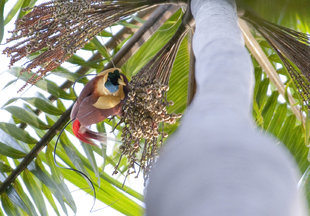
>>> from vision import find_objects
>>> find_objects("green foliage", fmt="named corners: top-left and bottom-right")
top-left (1, 0), bottom-right (310, 215)
top-left (0, 122), bottom-right (37, 144)
top-left (0, 0), bottom-right (4, 43)
top-left (252, 62), bottom-right (308, 173)
top-left (123, 9), bottom-right (183, 76)
top-left (5, 106), bottom-right (50, 129)
top-left (0, 142), bottom-right (26, 158)
top-left (237, 0), bottom-right (310, 30)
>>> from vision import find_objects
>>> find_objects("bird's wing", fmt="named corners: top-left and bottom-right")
top-left (71, 77), bottom-right (97, 120)
top-left (76, 95), bottom-right (122, 126)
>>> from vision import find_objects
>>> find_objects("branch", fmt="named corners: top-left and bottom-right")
top-left (238, 18), bottom-right (305, 125)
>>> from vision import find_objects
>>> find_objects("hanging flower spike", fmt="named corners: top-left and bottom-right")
top-left (71, 68), bottom-right (129, 145)
top-left (117, 8), bottom-right (193, 180)
top-left (3, 0), bottom-right (168, 91)
top-left (241, 11), bottom-right (310, 108)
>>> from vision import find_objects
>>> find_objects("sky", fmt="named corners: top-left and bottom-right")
top-left (0, 1), bottom-right (144, 215)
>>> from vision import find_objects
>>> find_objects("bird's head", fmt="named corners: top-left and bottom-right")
top-left (104, 69), bottom-right (126, 93)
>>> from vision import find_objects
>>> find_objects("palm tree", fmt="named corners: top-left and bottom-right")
top-left (146, 0), bottom-right (308, 215)
top-left (0, 0), bottom-right (310, 215)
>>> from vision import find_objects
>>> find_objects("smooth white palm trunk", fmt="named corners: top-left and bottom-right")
top-left (145, 0), bottom-right (307, 215)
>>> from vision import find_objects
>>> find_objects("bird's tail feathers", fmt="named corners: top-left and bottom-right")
top-left (72, 120), bottom-right (120, 145)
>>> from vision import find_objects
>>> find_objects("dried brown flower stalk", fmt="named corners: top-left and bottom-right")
top-left (3, 0), bottom-right (166, 91)
top-left (115, 10), bottom-right (193, 180)
top-left (242, 11), bottom-right (310, 108)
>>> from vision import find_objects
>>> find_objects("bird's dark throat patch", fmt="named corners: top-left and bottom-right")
top-left (108, 70), bottom-right (121, 85)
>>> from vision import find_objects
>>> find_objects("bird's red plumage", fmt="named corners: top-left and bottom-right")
top-left (72, 119), bottom-right (96, 145)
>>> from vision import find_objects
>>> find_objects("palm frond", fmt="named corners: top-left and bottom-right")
top-left (252, 60), bottom-right (308, 174)
top-left (239, 19), bottom-right (304, 124)
top-left (237, 0), bottom-right (310, 27)
top-left (242, 11), bottom-right (310, 108)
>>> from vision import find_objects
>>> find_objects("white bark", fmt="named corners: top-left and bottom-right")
top-left (145, 0), bottom-right (308, 215)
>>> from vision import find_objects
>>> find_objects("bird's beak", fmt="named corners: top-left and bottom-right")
top-left (118, 78), bottom-right (126, 86)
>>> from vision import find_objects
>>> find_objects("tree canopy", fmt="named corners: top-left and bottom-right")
top-left (0, 0), bottom-right (310, 215)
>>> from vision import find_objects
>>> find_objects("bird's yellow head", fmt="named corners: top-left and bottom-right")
top-left (93, 68), bottom-right (128, 109)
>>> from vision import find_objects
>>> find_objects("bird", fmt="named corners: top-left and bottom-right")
top-left (71, 68), bottom-right (129, 145)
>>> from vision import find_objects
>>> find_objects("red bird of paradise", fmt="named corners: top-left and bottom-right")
top-left (71, 68), bottom-right (128, 145)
